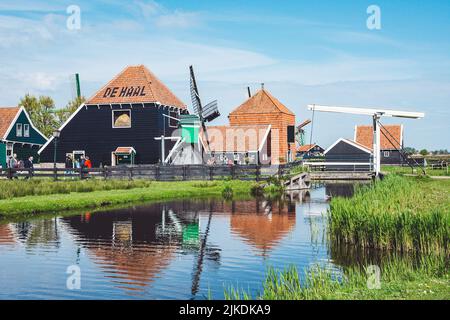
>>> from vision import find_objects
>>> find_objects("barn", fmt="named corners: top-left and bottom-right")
top-left (324, 138), bottom-right (373, 171)
top-left (38, 65), bottom-right (188, 167)
top-left (228, 88), bottom-right (296, 164)
top-left (0, 106), bottom-right (47, 168)
top-left (355, 124), bottom-right (404, 165)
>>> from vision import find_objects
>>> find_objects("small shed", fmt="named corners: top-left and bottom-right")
top-left (324, 138), bottom-right (372, 171)
top-left (112, 147), bottom-right (136, 166)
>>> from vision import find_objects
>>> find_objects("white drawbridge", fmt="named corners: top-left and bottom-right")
top-left (307, 105), bottom-right (425, 177)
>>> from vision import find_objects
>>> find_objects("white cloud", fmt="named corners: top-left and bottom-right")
top-left (155, 10), bottom-right (201, 29)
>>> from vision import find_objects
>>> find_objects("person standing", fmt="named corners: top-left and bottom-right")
top-left (8, 153), bottom-right (18, 179)
top-left (65, 154), bottom-right (73, 176)
top-left (24, 156), bottom-right (34, 179)
top-left (84, 156), bottom-right (92, 169)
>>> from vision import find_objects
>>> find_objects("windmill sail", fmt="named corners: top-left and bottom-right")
top-left (202, 100), bottom-right (220, 122)
top-left (190, 66), bottom-right (202, 117)
top-left (189, 65), bottom-right (220, 122)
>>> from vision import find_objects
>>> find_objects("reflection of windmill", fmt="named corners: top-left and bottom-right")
top-left (296, 119), bottom-right (311, 146)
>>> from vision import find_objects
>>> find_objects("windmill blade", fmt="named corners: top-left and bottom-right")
top-left (202, 100), bottom-right (220, 122)
top-left (297, 119), bottom-right (311, 130)
top-left (189, 65), bottom-right (202, 117)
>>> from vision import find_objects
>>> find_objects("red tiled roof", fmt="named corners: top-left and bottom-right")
top-left (355, 125), bottom-right (402, 150)
top-left (201, 125), bottom-right (270, 152)
top-left (229, 89), bottom-right (294, 116)
top-left (0, 107), bottom-right (20, 139)
top-left (297, 144), bottom-right (316, 152)
top-left (114, 147), bottom-right (136, 154)
top-left (87, 65), bottom-right (186, 109)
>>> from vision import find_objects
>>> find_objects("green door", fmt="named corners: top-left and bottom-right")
top-left (0, 142), bottom-right (6, 168)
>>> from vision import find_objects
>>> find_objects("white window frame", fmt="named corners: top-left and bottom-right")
top-left (383, 151), bottom-right (390, 157)
top-left (23, 124), bottom-right (30, 137)
top-left (112, 109), bottom-right (132, 129)
top-left (6, 143), bottom-right (13, 157)
top-left (16, 123), bottom-right (23, 137)
top-left (168, 110), bottom-right (179, 128)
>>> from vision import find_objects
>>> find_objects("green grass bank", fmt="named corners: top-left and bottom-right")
top-left (0, 180), bottom-right (257, 217)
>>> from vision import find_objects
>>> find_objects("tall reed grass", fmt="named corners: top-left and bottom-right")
top-left (328, 175), bottom-right (449, 253)
top-left (224, 254), bottom-right (449, 300)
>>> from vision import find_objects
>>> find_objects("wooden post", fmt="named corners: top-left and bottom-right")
top-left (156, 165), bottom-right (160, 181)
top-left (256, 165), bottom-right (260, 182)
top-left (231, 165), bottom-right (235, 180)
top-left (129, 167), bottom-right (133, 180)
top-left (103, 167), bottom-right (107, 180)
top-left (209, 166), bottom-right (213, 181)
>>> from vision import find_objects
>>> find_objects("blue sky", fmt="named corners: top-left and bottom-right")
top-left (0, 0), bottom-right (449, 149)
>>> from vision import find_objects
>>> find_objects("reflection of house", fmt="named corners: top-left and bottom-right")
top-left (355, 124), bottom-right (404, 164)
top-left (297, 144), bottom-right (324, 158)
top-left (60, 204), bottom-right (198, 291)
top-left (39, 65), bottom-right (188, 167)
top-left (324, 138), bottom-right (372, 171)
top-left (207, 199), bottom-right (296, 255)
top-left (228, 89), bottom-right (296, 164)
top-left (0, 107), bottom-right (47, 168)
top-left (0, 223), bottom-right (16, 245)
top-left (202, 125), bottom-right (271, 165)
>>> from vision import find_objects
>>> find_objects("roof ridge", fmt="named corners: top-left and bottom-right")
top-left (261, 89), bottom-right (294, 115)
top-left (140, 65), bottom-right (157, 102)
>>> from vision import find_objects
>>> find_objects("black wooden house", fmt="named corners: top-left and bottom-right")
top-left (324, 138), bottom-right (373, 171)
top-left (39, 65), bottom-right (188, 167)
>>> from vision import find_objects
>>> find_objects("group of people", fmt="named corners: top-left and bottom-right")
top-left (65, 154), bottom-right (92, 170)
top-left (2, 153), bottom-right (34, 179)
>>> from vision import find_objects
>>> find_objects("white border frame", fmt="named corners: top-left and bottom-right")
top-left (16, 123), bottom-right (23, 137)
top-left (112, 109), bottom-right (132, 129)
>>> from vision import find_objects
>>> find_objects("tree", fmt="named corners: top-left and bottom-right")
top-left (54, 96), bottom-right (85, 125)
top-left (419, 149), bottom-right (429, 156)
top-left (19, 94), bottom-right (59, 138)
top-left (403, 147), bottom-right (417, 155)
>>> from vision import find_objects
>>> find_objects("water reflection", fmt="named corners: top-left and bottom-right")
top-left (60, 205), bottom-right (200, 294)
top-left (0, 183), bottom-right (380, 300)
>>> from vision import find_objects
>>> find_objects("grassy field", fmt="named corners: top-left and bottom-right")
top-left (0, 179), bottom-right (155, 200)
top-left (0, 180), bottom-right (256, 217)
top-left (381, 165), bottom-right (449, 176)
top-left (224, 255), bottom-right (449, 300)
top-left (328, 175), bottom-right (449, 253)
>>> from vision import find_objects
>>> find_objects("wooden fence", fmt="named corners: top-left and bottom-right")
top-left (0, 164), bottom-right (293, 181)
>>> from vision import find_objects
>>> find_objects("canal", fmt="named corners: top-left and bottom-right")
top-left (0, 183), bottom-right (361, 300)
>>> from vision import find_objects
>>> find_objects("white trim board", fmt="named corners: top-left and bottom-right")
top-left (324, 138), bottom-right (372, 155)
top-left (2, 106), bottom-right (48, 142)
